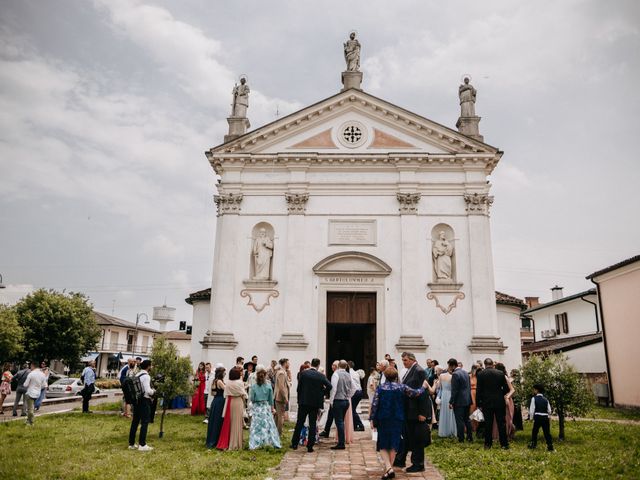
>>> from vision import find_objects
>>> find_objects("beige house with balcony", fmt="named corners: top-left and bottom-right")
top-left (92, 311), bottom-right (159, 377)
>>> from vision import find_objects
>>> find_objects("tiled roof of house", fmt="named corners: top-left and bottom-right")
top-left (93, 311), bottom-right (160, 334)
top-left (495, 291), bottom-right (527, 309)
top-left (521, 332), bottom-right (603, 354)
top-left (185, 288), bottom-right (212, 305)
top-left (522, 288), bottom-right (597, 314)
top-left (586, 254), bottom-right (640, 280)
top-left (163, 330), bottom-right (191, 340)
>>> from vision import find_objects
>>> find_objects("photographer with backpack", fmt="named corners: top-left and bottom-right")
top-left (127, 359), bottom-right (155, 451)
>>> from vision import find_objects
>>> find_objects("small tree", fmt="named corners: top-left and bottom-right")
top-left (15, 289), bottom-right (101, 368)
top-left (516, 353), bottom-right (593, 440)
top-left (0, 304), bottom-right (24, 361)
top-left (150, 336), bottom-right (194, 438)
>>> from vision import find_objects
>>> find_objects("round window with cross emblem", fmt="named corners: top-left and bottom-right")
top-left (337, 121), bottom-right (367, 148)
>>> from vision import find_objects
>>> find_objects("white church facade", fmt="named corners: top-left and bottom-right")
top-left (188, 37), bottom-right (522, 374)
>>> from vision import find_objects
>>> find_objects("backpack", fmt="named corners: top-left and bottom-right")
top-left (122, 372), bottom-right (147, 405)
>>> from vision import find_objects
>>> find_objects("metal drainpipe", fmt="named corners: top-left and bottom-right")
top-left (580, 294), bottom-right (600, 332)
top-left (589, 277), bottom-right (614, 406)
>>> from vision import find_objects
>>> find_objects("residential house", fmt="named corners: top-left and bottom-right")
top-left (90, 311), bottom-right (160, 377)
top-left (588, 255), bottom-right (640, 408)
top-left (163, 330), bottom-right (192, 359)
top-left (520, 286), bottom-right (605, 380)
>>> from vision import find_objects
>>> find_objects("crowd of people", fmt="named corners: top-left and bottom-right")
top-left (3, 350), bottom-right (555, 477)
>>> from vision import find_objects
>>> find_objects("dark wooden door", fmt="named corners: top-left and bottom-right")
top-left (327, 292), bottom-right (376, 324)
top-left (326, 292), bottom-right (376, 391)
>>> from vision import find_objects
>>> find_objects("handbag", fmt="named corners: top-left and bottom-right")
top-left (469, 408), bottom-right (484, 422)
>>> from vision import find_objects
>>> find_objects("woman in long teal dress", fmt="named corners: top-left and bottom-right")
top-left (437, 370), bottom-right (457, 438)
top-left (369, 367), bottom-right (428, 480)
top-left (248, 365), bottom-right (281, 450)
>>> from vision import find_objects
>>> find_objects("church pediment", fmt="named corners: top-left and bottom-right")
top-left (210, 89), bottom-right (498, 156)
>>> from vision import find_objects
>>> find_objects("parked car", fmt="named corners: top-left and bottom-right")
top-left (46, 378), bottom-right (101, 398)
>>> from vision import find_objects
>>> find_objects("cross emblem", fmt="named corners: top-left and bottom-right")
top-left (343, 125), bottom-right (362, 143)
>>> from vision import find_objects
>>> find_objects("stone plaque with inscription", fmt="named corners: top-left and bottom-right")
top-left (328, 220), bottom-right (377, 246)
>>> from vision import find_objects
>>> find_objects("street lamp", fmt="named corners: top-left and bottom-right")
top-left (0, 274), bottom-right (5, 289)
top-left (134, 312), bottom-right (149, 354)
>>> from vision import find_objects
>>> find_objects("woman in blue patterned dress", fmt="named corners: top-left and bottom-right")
top-left (248, 365), bottom-right (281, 449)
top-left (369, 367), bottom-right (428, 480)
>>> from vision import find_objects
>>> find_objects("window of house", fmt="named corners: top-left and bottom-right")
top-left (555, 312), bottom-right (569, 334)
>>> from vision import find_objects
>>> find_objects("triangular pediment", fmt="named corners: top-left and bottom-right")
top-left (211, 89), bottom-right (498, 156)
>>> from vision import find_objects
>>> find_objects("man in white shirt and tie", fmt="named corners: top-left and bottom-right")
top-left (22, 360), bottom-right (47, 426)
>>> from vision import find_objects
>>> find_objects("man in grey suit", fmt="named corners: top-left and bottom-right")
top-left (448, 358), bottom-right (473, 443)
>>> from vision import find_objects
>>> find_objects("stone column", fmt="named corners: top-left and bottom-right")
top-left (395, 193), bottom-right (428, 352)
top-left (277, 193), bottom-right (310, 351)
top-left (202, 194), bottom-right (243, 351)
top-left (464, 193), bottom-right (505, 355)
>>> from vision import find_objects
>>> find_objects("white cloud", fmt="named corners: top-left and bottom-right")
top-left (93, 0), bottom-right (301, 125)
top-left (143, 234), bottom-right (185, 259)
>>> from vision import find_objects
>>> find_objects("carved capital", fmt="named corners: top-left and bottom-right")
top-left (396, 193), bottom-right (421, 214)
top-left (285, 193), bottom-right (309, 214)
top-left (463, 193), bottom-right (494, 215)
top-left (214, 193), bottom-right (243, 216)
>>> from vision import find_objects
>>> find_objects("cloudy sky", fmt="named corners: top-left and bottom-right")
top-left (1, 0), bottom-right (639, 329)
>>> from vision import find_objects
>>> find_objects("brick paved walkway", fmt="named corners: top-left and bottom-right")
top-left (273, 428), bottom-right (443, 480)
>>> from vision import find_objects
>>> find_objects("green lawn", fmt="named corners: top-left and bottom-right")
top-left (589, 405), bottom-right (640, 422)
top-left (0, 412), bottom-right (291, 480)
top-left (426, 420), bottom-right (640, 480)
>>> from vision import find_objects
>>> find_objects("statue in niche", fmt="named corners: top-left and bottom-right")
top-left (432, 231), bottom-right (454, 281)
top-left (252, 228), bottom-right (273, 280)
top-left (231, 76), bottom-right (250, 118)
top-left (458, 76), bottom-right (477, 117)
top-left (343, 32), bottom-right (361, 72)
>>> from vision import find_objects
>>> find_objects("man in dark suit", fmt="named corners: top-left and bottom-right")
top-left (393, 352), bottom-right (432, 473)
top-left (476, 357), bottom-right (509, 449)
top-left (448, 358), bottom-right (473, 443)
top-left (291, 358), bottom-right (332, 452)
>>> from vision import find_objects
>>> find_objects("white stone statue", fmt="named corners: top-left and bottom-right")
top-left (252, 228), bottom-right (273, 280)
top-left (458, 77), bottom-right (477, 117)
top-left (343, 32), bottom-right (361, 72)
top-left (432, 231), bottom-right (454, 281)
top-left (231, 76), bottom-right (250, 118)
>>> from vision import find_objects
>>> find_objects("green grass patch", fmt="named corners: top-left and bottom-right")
top-left (426, 420), bottom-right (640, 479)
top-left (589, 405), bottom-right (640, 422)
top-left (0, 412), bottom-right (291, 480)
top-left (93, 401), bottom-right (123, 412)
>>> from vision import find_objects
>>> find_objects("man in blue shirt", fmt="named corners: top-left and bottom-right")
top-left (80, 360), bottom-right (96, 413)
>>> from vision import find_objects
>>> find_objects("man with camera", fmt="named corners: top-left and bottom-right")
top-left (128, 359), bottom-right (155, 451)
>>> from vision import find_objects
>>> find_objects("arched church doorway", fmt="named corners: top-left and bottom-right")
top-left (326, 292), bottom-right (376, 393)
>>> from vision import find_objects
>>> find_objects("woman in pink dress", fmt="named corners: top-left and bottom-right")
top-left (492, 363), bottom-right (516, 440)
top-left (0, 363), bottom-right (13, 414)
top-left (191, 362), bottom-right (207, 416)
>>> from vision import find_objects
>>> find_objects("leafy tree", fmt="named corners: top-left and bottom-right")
top-left (150, 336), bottom-right (194, 438)
top-left (516, 353), bottom-right (593, 440)
top-left (0, 304), bottom-right (24, 361)
top-left (15, 289), bottom-right (100, 367)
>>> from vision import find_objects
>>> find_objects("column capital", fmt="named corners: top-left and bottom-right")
top-left (463, 192), bottom-right (494, 215)
top-left (396, 192), bottom-right (421, 214)
top-left (214, 193), bottom-right (243, 216)
top-left (285, 193), bottom-right (309, 214)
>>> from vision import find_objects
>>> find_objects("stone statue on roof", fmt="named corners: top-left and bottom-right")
top-left (458, 76), bottom-right (477, 117)
top-left (231, 76), bottom-right (250, 118)
top-left (344, 32), bottom-right (361, 72)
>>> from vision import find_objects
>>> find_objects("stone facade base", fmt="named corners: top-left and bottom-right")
top-left (276, 333), bottom-right (309, 350)
top-left (200, 331), bottom-right (238, 350)
top-left (224, 117), bottom-right (250, 142)
top-left (341, 71), bottom-right (363, 91)
top-left (456, 116), bottom-right (483, 142)
top-left (467, 335), bottom-right (507, 354)
top-left (395, 334), bottom-right (428, 352)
